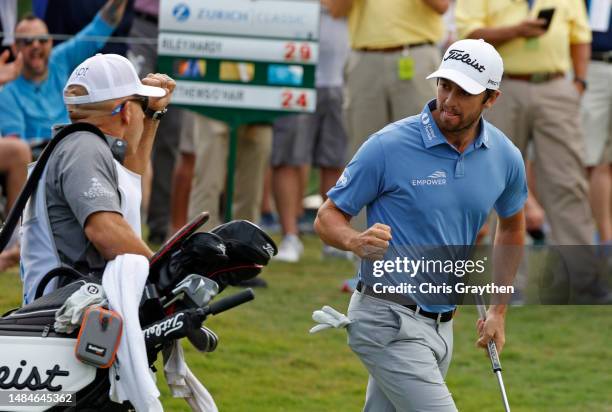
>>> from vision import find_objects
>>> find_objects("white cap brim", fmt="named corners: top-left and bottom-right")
top-left (63, 83), bottom-right (167, 104)
top-left (426, 68), bottom-right (486, 95)
top-left (135, 84), bottom-right (167, 98)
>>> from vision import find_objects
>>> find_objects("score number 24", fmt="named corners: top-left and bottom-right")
top-left (281, 91), bottom-right (309, 110)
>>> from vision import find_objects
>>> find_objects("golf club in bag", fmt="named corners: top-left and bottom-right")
top-left (475, 294), bottom-right (511, 412)
top-left (0, 125), bottom-right (279, 411)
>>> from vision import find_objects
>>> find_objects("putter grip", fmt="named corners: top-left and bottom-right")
top-left (209, 289), bottom-right (255, 315)
top-left (488, 340), bottom-right (503, 373)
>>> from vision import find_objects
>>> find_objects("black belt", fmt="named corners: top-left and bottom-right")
top-left (357, 41), bottom-right (434, 53)
top-left (356, 281), bottom-right (455, 323)
top-left (592, 50), bottom-right (612, 63)
top-left (135, 10), bottom-right (158, 24)
top-left (505, 72), bottom-right (565, 83)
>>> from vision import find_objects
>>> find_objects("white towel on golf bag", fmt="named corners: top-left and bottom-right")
top-left (102, 254), bottom-right (163, 412)
top-left (309, 305), bottom-right (352, 334)
top-left (163, 340), bottom-right (218, 412)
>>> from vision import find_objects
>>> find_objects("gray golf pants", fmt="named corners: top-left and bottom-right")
top-left (347, 291), bottom-right (458, 412)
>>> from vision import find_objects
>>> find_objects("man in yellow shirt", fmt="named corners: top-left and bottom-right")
top-left (327, 0), bottom-right (450, 155)
top-left (456, 1), bottom-right (612, 303)
top-left (456, 0), bottom-right (594, 246)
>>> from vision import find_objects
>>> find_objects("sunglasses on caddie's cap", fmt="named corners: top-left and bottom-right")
top-left (427, 39), bottom-right (504, 95)
top-left (63, 53), bottom-right (166, 105)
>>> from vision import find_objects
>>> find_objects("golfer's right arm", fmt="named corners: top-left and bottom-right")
top-left (315, 199), bottom-right (391, 260)
top-left (85, 212), bottom-right (153, 260)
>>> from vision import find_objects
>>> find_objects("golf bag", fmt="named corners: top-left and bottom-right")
top-left (0, 216), bottom-right (277, 411)
top-left (0, 124), bottom-right (278, 411)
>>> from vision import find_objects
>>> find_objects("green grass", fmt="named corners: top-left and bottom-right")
top-left (1, 235), bottom-right (611, 411)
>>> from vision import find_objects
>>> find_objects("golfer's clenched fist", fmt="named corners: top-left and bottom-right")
top-left (348, 223), bottom-right (392, 260)
top-left (314, 200), bottom-right (393, 261)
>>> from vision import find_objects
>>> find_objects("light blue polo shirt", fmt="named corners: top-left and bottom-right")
top-left (0, 13), bottom-right (114, 141)
top-left (328, 100), bottom-right (527, 312)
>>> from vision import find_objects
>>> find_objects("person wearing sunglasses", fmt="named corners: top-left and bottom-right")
top-left (0, 0), bottom-right (127, 147)
top-left (19, 53), bottom-right (175, 304)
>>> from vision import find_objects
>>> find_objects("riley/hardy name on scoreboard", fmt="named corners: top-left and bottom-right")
top-left (158, 33), bottom-right (318, 64)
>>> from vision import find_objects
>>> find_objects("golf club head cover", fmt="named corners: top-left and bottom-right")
top-left (207, 220), bottom-right (278, 288)
top-left (155, 232), bottom-right (229, 296)
top-left (143, 309), bottom-right (202, 363)
top-left (187, 325), bottom-right (219, 352)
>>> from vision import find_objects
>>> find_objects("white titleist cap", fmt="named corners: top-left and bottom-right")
top-left (427, 39), bottom-right (504, 95)
top-left (63, 53), bottom-right (166, 104)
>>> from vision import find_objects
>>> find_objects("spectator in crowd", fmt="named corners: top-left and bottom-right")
top-left (457, 1), bottom-right (612, 302)
top-left (33, 0), bottom-right (134, 56)
top-left (185, 115), bottom-right (272, 233)
top-left (259, 167), bottom-right (279, 232)
top-left (0, 0), bottom-right (127, 143)
top-left (128, 0), bottom-right (186, 243)
top-left (441, 0), bottom-right (458, 49)
top-left (327, 0), bottom-right (449, 155)
top-left (169, 111), bottom-right (196, 234)
top-left (272, 2), bottom-right (350, 262)
top-left (582, 2), bottom-right (612, 244)
top-left (456, 0), bottom-right (593, 246)
top-left (0, 50), bottom-right (30, 272)
top-left (0, 138), bottom-right (31, 272)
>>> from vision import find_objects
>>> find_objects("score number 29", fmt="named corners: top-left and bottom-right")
top-left (284, 43), bottom-right (312, 62)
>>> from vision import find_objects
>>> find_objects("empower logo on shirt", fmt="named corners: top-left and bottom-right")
top-left (411, 170), bottom-right (447, 186)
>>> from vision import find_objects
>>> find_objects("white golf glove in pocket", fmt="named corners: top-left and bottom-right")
top-left (55, 283), bottom-right (107, 333)
top-left (309, 305), bottom-right (352, 334)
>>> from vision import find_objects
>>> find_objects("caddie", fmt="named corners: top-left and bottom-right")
top-left (19, 53), bottom-right (175, 304)
top-left (314, 39), bottom-right (527, 411)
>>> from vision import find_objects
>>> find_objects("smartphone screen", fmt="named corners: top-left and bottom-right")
top-left (537, 8), bottom-right (556, 31)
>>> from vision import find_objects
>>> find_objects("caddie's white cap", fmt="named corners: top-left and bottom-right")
top-left (427, 39), bottom-right (504, 95)
top-left (63, 53), bottom-right (166, 104)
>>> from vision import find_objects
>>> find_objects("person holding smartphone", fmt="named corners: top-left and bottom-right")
top-left (455, 1), bottom-right (610, 303)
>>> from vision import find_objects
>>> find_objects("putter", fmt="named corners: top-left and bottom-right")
top-left (475, 294), bottom-right (511, 412)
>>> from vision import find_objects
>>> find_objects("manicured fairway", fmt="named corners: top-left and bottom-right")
top-left (1, 235), bottom-right (610, 411)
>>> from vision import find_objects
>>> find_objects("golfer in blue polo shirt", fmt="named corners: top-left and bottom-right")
top-left (315, 39), bottom-right (527, 411)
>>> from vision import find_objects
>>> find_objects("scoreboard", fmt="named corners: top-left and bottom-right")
top-left (158, 0), bottom-right (320, 120)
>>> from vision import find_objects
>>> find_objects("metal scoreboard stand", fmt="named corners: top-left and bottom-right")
top-left (158, 0), bottom-right (320, 221)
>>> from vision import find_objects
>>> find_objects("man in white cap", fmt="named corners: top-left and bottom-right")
top-left (315, 39), bottom-right (526, 410)
top-left (19, 53), bottom-right (175, 304)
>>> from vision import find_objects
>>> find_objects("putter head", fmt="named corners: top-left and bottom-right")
top-left (172, 274), bottom-right (219, 308)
